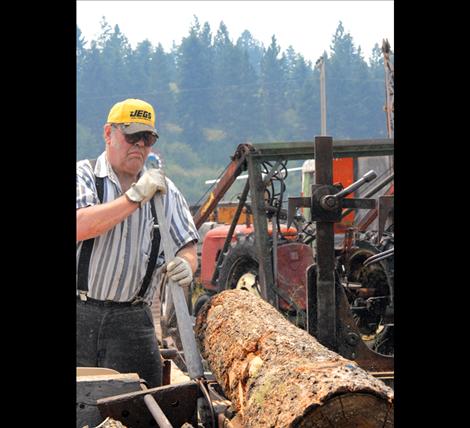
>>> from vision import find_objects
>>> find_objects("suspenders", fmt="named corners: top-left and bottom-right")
top-left (77, 159), bottom-right (161, 302)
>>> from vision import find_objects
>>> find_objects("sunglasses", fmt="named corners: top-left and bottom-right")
top-left (112, 124), bottom-right (158, 147)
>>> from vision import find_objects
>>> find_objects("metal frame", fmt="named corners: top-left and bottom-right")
top-left (245, 137), bottom-right (394, 371)
top-left (246, 138), bottom-right (393, 302)
top-left (192, 137), bottom-right (394, 371)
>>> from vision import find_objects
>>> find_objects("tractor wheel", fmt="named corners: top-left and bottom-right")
top-left (216, 235), bottom-right (308, 328)
top-left (192, 292), bottom-right (213, 316)
top-left (216, 234), bottom-right (262, 297)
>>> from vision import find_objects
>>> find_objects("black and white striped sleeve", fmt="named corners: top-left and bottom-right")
top-left (76, 160), bottom-right (99, 209)
top-left (165, 180), bottom-right (200, 251)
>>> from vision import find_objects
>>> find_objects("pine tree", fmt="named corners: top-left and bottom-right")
top-left (148, 44), bottom-right (177, 130)
top-left (260, 35), bottom-right (287, 140)
top-left (327, 21), bottom-right (371, 138)
top-left (77, 27), bottom-right (87, 76)
top-left (366, 43), bottom-right (387, 137)
top-left (98, 21), bottom-right (133, 97)
top-left (176, 16), bottom-right (215, 149)
top-left (236, 30), bottom-right (264, 74)
top-left (128, 39), bottom-right (154, 95)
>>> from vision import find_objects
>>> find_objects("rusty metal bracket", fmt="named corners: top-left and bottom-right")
top-left (342, 198), bottom-right (376, 209)
top-left (306, 264), bottom-right (393, 372)
top-left (335, 281), bottom-right (394, 372)
top-left (97, 381), bottom-right (199, 427)
top-left (287, 196), bottom-right (311, 227)
top-left (193, 143), bottom-right (254, 229)
top-left (247, 155), bottom-right (276, 306)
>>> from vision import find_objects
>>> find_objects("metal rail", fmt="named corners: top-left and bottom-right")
top-left (250, 138), bottom-right (393, 160)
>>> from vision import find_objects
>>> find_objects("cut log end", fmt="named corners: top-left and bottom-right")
top-left (294, 393), bottom-right (393, 428)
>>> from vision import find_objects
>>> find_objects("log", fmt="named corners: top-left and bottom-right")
top-left (195, 289), bottom-right (394, 427)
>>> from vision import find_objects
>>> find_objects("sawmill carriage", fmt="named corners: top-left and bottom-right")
top-left (190, 137), bottom-right (394, 363)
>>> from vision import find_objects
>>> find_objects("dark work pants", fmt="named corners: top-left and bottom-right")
top-left (76, 300), bottom-right (162, 388)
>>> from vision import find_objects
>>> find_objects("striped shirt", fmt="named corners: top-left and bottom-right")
top-left (76, 152), bottom-right (199, 304)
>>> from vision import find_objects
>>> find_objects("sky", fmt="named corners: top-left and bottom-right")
top-left (76, 1), bottom-right (394, 64)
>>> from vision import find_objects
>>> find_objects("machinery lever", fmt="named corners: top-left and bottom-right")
top-left (320, 170), bottom-right (377, 211)
top-left (147, 153), bottom-right (205, 380)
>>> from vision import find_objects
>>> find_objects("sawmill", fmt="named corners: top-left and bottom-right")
top-left (76, 40), bottom-right (395, 428)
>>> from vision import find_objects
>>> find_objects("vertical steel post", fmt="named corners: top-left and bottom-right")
top-left (247, 155), bottom-right (276, 306)
top-left (306, 265), bottom-right (317, 336)
top-left (314, 136), bottom-right (337, 351)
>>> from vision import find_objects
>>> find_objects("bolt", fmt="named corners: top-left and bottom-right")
top-left (346, 332), bottom-right (360, 346)
top-left (321, 195), bottom-right (338, 210)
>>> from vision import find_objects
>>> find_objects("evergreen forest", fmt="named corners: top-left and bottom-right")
top-left (77, 17), bottom-right (393, 204)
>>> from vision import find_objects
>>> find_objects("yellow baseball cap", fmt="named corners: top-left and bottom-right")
top-left (107, 98), bottom-right (159, 137)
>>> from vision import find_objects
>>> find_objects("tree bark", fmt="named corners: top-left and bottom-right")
top-left (195, 289), bottom-right (393, 427)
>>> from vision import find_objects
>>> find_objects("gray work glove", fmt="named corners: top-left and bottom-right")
top-left (166, 256), bottom-right (193, 287)
top-left (125, 169), bottom-right (166, 206)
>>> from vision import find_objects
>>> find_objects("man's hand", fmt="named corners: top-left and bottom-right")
top-left (125, 169), bottom-right (167, 206)
top-left (166, 256), bottom-right (193, 287)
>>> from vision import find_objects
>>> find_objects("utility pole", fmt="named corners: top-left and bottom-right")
top-left (303, 53), bottom-right (327, 220)
top-left (382, 39), bottom-right (394, 139)
top-left (382, 39), bottom-right (394, 174)
top-left (315, 54), bottom-right (327, 135)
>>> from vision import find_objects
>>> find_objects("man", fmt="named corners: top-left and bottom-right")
top-left (76, 98), bottom-right (199, 387)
